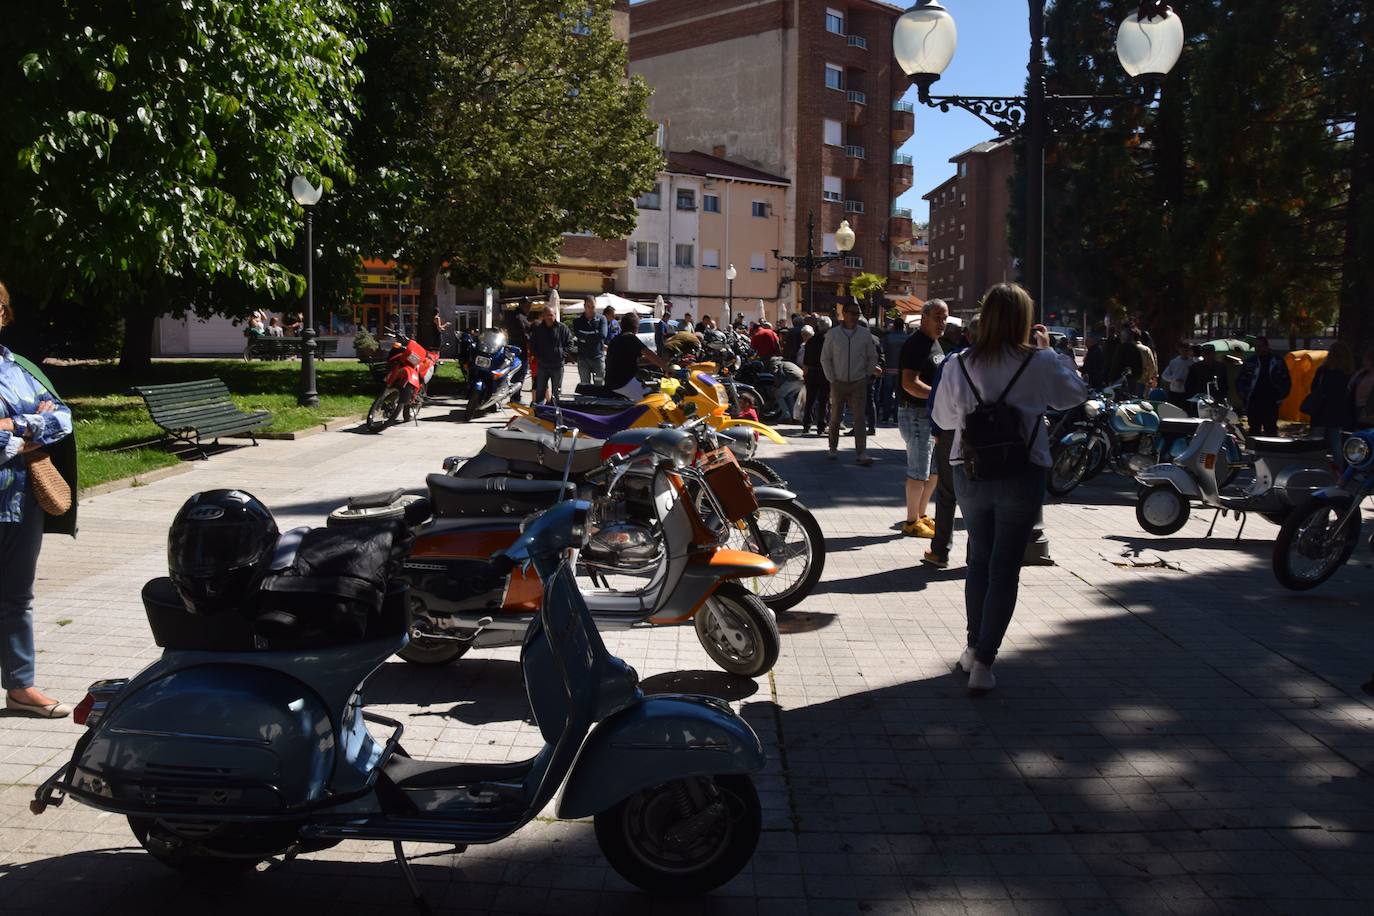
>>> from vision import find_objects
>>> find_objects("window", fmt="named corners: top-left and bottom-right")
top-left (703, 194), bottom-right (720, 213)
top-left (958, 254), bottom-right (965, 270)
top-left (750, 252), bottom-right (767, 272)
top-left (823, 233), bottom-right (838, 256)
top-left (823, 119), bottom-right (843, 146)
top-left (674, 243), bottom-right (694, 268)
top-left (752, 200), bottom-right (769, 218)
top-left (703, 248), bottom-right (720, 269)
top-left (676, 188), bottom-right (696, 210)
top-left (633, 241), bottom-right (659, 268)
top-left (958, 224), bottom-right (966, 240)
top-left (636, 183), bottom-right (661, 210)
top-left (825, 64), bottom-right (844, 91)
top-left (957, 285), bottom-right (964, 301)
top-left (959, 162), bottom-right (969, 177)
top-left (825, 8), bottom-right (845, 35)
top-left (960, 193), bottom-right (967, 208)
top-left (823, 176), bottom-right (842, 202)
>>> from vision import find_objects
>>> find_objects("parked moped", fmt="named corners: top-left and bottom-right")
top-left (1272, 429), bottom-right (1374, 590)
top-left (463, 329), bottom-right (523, 422)
top-left (31, 496), bottom-right (765, 899)
top-left (366, 328), bottom-right (440, 432)
top-left (1134, 388), bottom-right (1335, 537)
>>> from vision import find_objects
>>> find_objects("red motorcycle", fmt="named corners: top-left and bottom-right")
top-left (366, 328), bottom-right (440, 432)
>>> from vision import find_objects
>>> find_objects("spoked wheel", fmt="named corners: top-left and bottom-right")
top-left (128, 817), bottom-right (301, 879)
top-left (727, 498), bottom-right (824, 612)
top-left (739, 458), bottom-right (785, 487)
top-left (398, 633), bottom-right (470, 665)
top-left (1047, 441), bottom-right (1090, 497)
top-left (694, 582), bottom-right (780, 677)
top-left (595, 774), bottom-right (762, 896)
top-left (1273, 496), bottom-right (1362, 591)
top-left (1136, 485), bottom-right (1190, 536)
top-left (366, 387), bottom-right (404, 432)
top-left (1083, 437), bottom-right (1110, 481)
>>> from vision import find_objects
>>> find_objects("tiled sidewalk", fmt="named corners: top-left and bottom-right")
top-left (2, 397), bottom-right (1371, 915)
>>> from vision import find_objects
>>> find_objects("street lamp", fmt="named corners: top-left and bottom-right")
top-left (773, 213), bottom-right (855, 316)
top-left (291, 175), bottom-right (323, 408)
top-left (895, 1), bottom-right (1184, 567)
top-left (726, 263), bottom-right (737, 321)
top-left (894, 1), bottom-right (1184, 321)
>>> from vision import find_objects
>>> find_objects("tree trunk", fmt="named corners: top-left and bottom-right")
top-left (118, 308), bottom-right (156, 375)
top-left (1339, 24), bottom-right (1374, 351)
top-left (416, 258), bottom-right (442, 351)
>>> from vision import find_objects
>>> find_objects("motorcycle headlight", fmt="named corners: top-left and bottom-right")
top-left (1342, 435), bottom-right (1372, 468)
top-left (1083, 399), bottom-right (1103, 419)
top-left (647, 428), bottom-right (695, 468)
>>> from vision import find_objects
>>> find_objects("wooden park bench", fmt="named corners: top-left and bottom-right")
top-left (134, 379), bottom-right (272, 459)
top-left (244, 336), bottom-right (339, 360)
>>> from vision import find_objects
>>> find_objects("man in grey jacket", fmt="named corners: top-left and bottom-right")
top-left (821, 301), bottom-right (881, 465)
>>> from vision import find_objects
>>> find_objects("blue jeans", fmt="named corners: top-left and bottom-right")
top-left (898, 406), bottom-right (934, 481)
top-left (953, 464), bottom-right (1045, 666)
top-left (0, 489), bottom-right (44, 690)
top-left (878, 373), bottom-right (899, 422)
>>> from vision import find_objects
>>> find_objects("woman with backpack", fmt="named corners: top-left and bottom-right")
top-left (931, 284), bottom-right (1087, 694)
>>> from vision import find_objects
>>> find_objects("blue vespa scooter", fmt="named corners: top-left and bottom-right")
top-left (32, 497), bottom-right (765, 899)
top-left (463, 328), bottom-right (523, 422)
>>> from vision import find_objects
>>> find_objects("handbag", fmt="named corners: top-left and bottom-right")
top-left (27, 449), bottom-right (72, 516)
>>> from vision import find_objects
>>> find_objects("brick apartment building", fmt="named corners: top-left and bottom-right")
top-left (629, 0), bottom-right (916, 312)
top-left (922, 139), bottom-right (1015, 316)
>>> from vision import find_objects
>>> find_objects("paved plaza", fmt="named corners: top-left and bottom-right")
top-left (2, 395), bottom-right (1372, 915)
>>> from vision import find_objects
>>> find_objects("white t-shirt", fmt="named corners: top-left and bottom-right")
top-left (932, 347), bottom-right (1089, 468)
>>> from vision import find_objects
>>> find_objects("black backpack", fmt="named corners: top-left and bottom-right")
top-left (957, 350), bottom-right (1039, 481)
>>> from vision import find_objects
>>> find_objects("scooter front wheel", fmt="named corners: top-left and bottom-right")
top-left (595, 774), bottom-right (761, 896)
top-left (695, 582), bottom-right (780, 677)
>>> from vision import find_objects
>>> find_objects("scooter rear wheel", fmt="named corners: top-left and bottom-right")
top-left (695, 582), bottom-right (780, 677)
top-left (595, 774), bottom-right (761, 896)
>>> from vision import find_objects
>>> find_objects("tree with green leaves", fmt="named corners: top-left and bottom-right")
top-left (342, 0), bottom-right (662, 349)
top-left (849, 271), bottom-right (887, 319)
top-left (0, 0), bottom-right (367, 371)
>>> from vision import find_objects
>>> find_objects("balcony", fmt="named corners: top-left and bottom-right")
top-left (889, 207), bottom-right (913, 241)
top-left (843, 255), bottom-right (864, 270)
top-left (891, 153), bottom-right (913, 191)
top-left (845, 145), bottom-right (865, 159)
top-left (843, 200), bottom-right (865, 214)
top-left (847, 34), bottom-right (868, 50)
top-left (892, 100), bottom-right (915, 143)
top-left (846, 90), bottom-right (866, 105)
top-left (891, 259), bottom-right (914, 274)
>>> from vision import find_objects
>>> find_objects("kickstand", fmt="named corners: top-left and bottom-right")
top-left (1204, 508), bottom-right (1222, 539)
top-left (394, 840), bottom-right (432, 913)
top-left (1235, 512), bottom-right (1247, 540)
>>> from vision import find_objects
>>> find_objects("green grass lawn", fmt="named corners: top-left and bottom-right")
top-left (42, 358), bottom-right (466, 493)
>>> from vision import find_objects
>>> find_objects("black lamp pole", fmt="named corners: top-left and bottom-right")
top-left (773, 211), bottom-right (844, 316)
top-left (298, 206), bottom-right (319, 407)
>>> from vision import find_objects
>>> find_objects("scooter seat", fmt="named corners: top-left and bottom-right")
top-left (426, 474), bottom-right (574, 518)
top-left (1248, 435), bottom-right (1328, 456)
top-left (533, 402), bottom-right (647, 440)
top-left (484, 428), bottom-right (605, 475)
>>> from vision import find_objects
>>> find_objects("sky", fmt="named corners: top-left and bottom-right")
top-left (628, 0), bottom-right (1034, 225)
top-left (892, 0), bottom-right (1035, 224)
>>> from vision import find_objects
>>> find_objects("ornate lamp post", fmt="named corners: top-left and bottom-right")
top-left (894, 1), bottom-right (1184, 323)
top-left (291, 175), bottom-right (324, 407)
top-left (895, 1), bottom-right (1183, 566)
top-left (726, 263), bottom-right (737, 320)
top-left (773, 213), bottom-right (855, 315)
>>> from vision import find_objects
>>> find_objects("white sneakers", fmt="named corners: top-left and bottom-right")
top-left (956, 647), bottom-right (996, 693)
top-left (968, 662), bottom-right (996, 693)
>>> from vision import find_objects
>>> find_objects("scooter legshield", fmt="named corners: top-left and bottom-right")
top-left (555, 694), bottom-right (765, 820)
top-left (1135, 463), bottom-right (1202, 498)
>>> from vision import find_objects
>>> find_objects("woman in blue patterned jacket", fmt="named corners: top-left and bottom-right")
top-left (0, 281), bottom-right (75, 717)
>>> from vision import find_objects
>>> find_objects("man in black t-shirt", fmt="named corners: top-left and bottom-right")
top-left (503, 299), bottom-right (533, 403)
top-left (897, 300), bottom-right (949, 538)
top-left (605, 312), bottom-right (666, 400)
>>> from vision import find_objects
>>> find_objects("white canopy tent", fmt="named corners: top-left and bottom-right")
top-left (557, 293), bottom-right (654, 316)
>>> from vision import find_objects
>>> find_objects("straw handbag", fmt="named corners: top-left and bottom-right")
top-left (27, 450), bottom-right (72, 516)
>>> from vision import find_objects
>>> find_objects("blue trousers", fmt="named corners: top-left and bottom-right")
top-left (953, 464), bottom-right (1045, 666)
top-left (0, 489), bottom-right (44, 690)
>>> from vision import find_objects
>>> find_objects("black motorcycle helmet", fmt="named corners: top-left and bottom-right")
top-left (168, 489), bottom-right (279, 616)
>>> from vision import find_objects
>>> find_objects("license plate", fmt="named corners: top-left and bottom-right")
top-left (475, 356), bottom-right (492, 368)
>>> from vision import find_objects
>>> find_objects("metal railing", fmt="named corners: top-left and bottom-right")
top-left (891, 260), bottom-right (913, 272)
top-left (846, 90), bottom-right (866, 105)
top-left (891, 207), bottom-right (913, 220)
top-left (847, 35), bottom-right (868, 50)
top-left (893, 100), bottom-right (915, 113)
top-left (845, 145), bottom-right (865, 159)
top-left (892, 153), bottom-right (913, 166)
top-left (843, 256), bottom-right (864, 269)
top-left (844, 200), bottom-right (865, 214)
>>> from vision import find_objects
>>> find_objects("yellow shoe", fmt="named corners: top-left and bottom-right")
top-left (914, 516), bottom-right (936, 538)
top-left (900, 520), bottom-right (923, 537)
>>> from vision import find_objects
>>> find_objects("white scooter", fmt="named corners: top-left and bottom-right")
top-left (1134, 387), bottom-right (1335, 537)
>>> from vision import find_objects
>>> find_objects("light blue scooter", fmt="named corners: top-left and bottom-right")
top-left (31, 499), bottom-right (765, 900)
